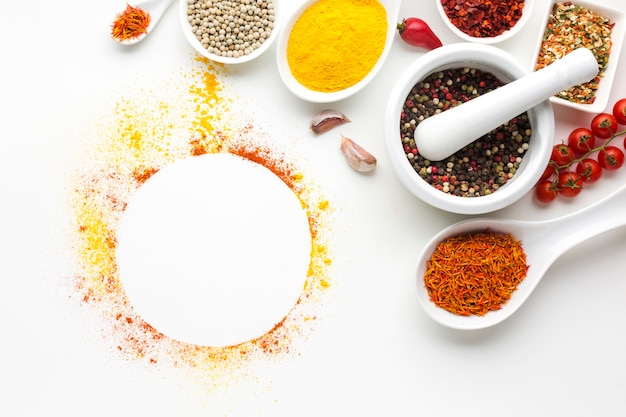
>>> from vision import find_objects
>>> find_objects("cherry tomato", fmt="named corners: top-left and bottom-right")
top-left (557, 171), bottom-right (583, 198)
top-left (612, 98), bottom-right (626, 125)
top-left (567, 127), bottom-right (595, 156)
top-left (539, 164), bottom-right (555, 181)
top-left (598, 146), bottom-right (625, 170)
top-left (591, 113), bottom-right (618, 139)
top-left (550, 144), bottom-right (574, 167)
top-left (535, 180), bottom-right (557, 203)
top-left (397, 18), bottom-right (443, 50)
top-left (575, 158), bottom-right (603, 183)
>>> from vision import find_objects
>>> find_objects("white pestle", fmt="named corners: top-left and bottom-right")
top-left (414, 48), bottom-right (599, 161)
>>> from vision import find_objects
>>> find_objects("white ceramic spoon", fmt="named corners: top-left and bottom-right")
top-left (415, 183), bottom-right (626, 330)
top-left (112, 0), bottom-right (175, 45)
top-left (414, 47), bottom-right (599, 161)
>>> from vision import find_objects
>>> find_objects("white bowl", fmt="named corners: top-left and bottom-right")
top-left (530, 0), bottom-right (626, 113)
top-left (179, 0), bottom-right (280, 64)
top-left (384, 43), bottom-right (555, 215)
top-left (276, 0), bottom-right (401, 103)
top-left (435, 0), bottom-right (534, 44)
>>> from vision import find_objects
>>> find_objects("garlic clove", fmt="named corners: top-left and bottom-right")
top-left (340, 135), bottom-right (377, 173)
top-left (310, 109), bottom-right (350, 134)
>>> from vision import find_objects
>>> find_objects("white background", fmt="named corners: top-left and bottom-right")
top-left (1, 0), bottom-right (625, 416)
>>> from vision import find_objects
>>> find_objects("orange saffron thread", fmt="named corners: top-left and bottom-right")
top-left (111, 3), bottom-right (151, 42)
top-left (423, 230), bottom-right (529, 316)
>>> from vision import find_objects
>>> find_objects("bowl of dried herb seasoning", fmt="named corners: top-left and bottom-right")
top-left (531, 0), bottom-right (626, 113)
top-left (436, 0), bottom-right (533, 44)
top-left (180, 0), bottom-right (279, 64)
top-left (384, 43), bottom-right (555, 215)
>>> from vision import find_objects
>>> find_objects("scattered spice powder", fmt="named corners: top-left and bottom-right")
top-left (286, 0), bottom-right (387, 92)
top-left (441, 0), bottom-right (525, 38)
top-left (68, 57), bottom-right (334, 390)
top-left (424, 230), bottom-right (529, 316)
top-left (535, 2), bottom-right (613, 104)
top-left (111, 3), bottom-right (151, 42)
top-left (400, 67), bottom-right (531, 197)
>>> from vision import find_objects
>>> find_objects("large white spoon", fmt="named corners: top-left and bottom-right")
top-left (112, 0), bottom-right (175, 45)
top-left (415, 183), bottom-right (626, 330)
top-left (414, 47), bottom-right (599, 161)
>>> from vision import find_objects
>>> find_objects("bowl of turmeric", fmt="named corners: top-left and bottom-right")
top-left (276, 0), bottom-right (401, 103)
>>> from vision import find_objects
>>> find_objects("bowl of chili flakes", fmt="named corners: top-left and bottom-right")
top-left (530, 0), bottom-right (626, 113)
top-left (436, 0), bottom-right (534, 44)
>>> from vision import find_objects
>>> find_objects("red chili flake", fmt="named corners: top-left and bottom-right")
top-left (442, 0), bottom-right (525, 38)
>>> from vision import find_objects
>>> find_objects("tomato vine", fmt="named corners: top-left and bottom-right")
top-left (535, 98), bottom-right (626, 203)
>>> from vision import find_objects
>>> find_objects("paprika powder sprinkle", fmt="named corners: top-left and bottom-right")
top-left (111, 3), bottom-right (151, 42)
top-left (423, 230), bottom-right (529, 316)
top-left (441, 0), bottom-right (525, 38)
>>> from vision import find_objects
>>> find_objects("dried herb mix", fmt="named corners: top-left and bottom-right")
top-left (536, 2), bottom-right (614, 104)
top-left (400, 67), bottom-right (531, 197)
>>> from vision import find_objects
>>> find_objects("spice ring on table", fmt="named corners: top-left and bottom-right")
top-left (384, 43), bottom-right (554, 215)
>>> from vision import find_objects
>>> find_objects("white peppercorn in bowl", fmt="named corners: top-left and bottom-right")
top-left (529, 0), bottom-right (626, 113)
top-left (384, 43), bottom-right (555, 215)
top-left (179, 0), bottom-right (279, 64)
top-left (435, 0), bottom-right (534, 44)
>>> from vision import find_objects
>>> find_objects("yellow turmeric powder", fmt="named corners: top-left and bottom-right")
top-left (286, 0), bottom-right (387, 93)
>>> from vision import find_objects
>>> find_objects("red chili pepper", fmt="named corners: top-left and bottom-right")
top-left (396, 18), bottom-right (442, 50)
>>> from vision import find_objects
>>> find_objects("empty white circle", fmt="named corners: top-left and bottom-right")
top-left (115, 153), bottom-right (311, 347)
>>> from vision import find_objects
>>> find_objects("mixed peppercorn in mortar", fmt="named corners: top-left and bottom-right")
top-left (400, 67), bottom-right (532, 197)
top-left (536, 2), bottom-right (614, 104)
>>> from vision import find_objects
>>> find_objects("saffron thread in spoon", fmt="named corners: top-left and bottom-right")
top-left (111, 3), bottom-right (151, 42)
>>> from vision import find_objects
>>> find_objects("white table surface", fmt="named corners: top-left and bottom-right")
top-left (1, 0), bottom-right (625, 416)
